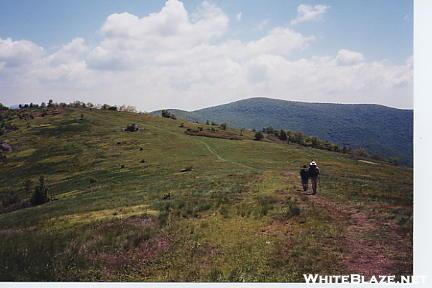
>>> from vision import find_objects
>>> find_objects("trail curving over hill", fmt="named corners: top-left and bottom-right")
top-left (198, 140), bottom-right (255, 170)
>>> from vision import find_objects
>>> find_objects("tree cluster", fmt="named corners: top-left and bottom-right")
top-left (161, 110), bottom-right (177, 120)
top-left (257, 126), bottom-right (376, 159)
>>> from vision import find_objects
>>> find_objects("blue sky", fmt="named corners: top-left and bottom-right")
top-left (0, 0), bottom-right (412, 62)
top-left (0, 0), bottom-right (413, 110)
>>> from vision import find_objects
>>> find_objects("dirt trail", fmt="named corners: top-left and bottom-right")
top-left (307, 194), bottom-right (410, 277)
top-left (146, 123), bottom-right (254, 170)
top-left (198, 140), bottom-right (255, 170)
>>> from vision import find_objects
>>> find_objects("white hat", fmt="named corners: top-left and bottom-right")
top-left (310, 161), bottom-right (317, 166)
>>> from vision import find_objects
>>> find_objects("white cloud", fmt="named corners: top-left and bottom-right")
top-left (246, 27), bottom-right (315, 56)
top-left (88, 0), bottom-right (228, 70)
top-left (0, 0), bottom-right (412, 110)
top-left (0, 38), bottom-right (44, 68)
top-left (236, 12), bottom-right (242, 22)
top-left (291, 4), bottom-right (329, 25)
top-left (336, 49), bottom-right (364, 65)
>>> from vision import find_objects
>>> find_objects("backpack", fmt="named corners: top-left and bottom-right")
top-left (309, 165), bottom-right (319, 177)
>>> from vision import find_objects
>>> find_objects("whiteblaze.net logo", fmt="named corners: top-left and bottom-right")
top-left (303, 274), bottom-right (427, 284)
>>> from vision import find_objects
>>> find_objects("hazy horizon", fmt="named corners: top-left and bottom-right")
top-left (6, 96), bottom-right (414, 112)
top-left (1, 0), bottom-right (413, 111)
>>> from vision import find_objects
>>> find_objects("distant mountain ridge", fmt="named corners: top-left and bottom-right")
top-left (152, 97), bottom-right (413, 166)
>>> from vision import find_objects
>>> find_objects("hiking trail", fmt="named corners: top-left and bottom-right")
top-left (306, 194), bottom-right (410, 277)
top-left (146, 123), bottom-right (255, 170)
top-left (198, 140), bottom-right (255, 170)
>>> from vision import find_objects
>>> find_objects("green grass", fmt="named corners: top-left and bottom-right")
top-left (0, 107), bottom-right (412, 281)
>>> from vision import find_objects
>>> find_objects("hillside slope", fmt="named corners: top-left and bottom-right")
top-left (0, 107), bottom-right (412, 281)
top-left (152, 97), bottom-right (413, 165)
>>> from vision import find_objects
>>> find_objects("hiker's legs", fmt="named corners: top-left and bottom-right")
top-left (302, 181), bottom-right (308, 191)
top-left (311, 177), bottom-right (318, 194)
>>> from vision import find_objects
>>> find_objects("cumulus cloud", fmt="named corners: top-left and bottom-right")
top-left (0, 38), bottom-right (44, 69)
top-left (246, 27), bottom-right (315, 56)
top-left (88, 0), bottom-right (228, 70)
top-left (291, 4), bottom-right (329, 25)
top-left (336, 49), bottom-right (364, 65)
top-left (0, 0), bottom-right (412, 110)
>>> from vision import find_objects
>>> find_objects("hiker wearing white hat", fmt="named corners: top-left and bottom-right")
top-left (308, 160), bottom-right (320, 194)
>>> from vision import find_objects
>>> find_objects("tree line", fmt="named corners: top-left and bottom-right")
top-left (15, 100), bottom-right (137, 113)
top-left (253, 126), bottom-right (393, 163)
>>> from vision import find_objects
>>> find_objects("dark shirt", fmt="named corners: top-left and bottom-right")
top-left (300, 168), bottom-right (309, 182)
top-left (308, 166), bottom-right (320, 178)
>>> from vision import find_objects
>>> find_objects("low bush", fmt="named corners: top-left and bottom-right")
top-left (254, 131), bottom-right (264, 141)
top-left (279, 202), bottom-right (301, 220)
top-left (30, 176), bottom-right (49, 206)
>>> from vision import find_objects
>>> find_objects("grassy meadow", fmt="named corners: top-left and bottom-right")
top-left (0, 107), bottom-right (412, 281)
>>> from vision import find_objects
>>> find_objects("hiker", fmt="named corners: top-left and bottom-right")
top-left (308, 161), bottom-right (320, 195)
top-left (300, 165), bottom-right (309, 192)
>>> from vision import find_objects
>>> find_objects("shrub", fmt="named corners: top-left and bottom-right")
top-left (220, 123), bottom-right (227, 130)
top-left (353, 148), bottom-right (369, 158)
top-left (180, 166), bottom-right (193, 172)
top-left (219, 206), bottom-right (230, 218)
top-left (279, 129), bottom-right (287, 141)
top-left (280, 202), bottom-right (301, 220)
top-left (263, 127), bottom-right (274, 134)
top-left (209, 268), bottom-right (223, 281)
top-left (0, 103), bottom-right (8, 111)
top-left (158, 210), bottom-right (170, 227)
top-left (125, 123), bottom-right (139, 132)
top-left (388, 157), bottom-right (400, 166)
top-left (257, 195), bottom-right (276, 217)
top-left (254, 131), bottom-right (264, 141)
top-left (30, 176), bottom-right (49, 206)
top-left (161, 110), bottom-right (176, 119)
top-left (342, 145), bottom-right (351, 154)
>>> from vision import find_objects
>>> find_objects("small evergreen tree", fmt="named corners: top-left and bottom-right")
top-left (30, 176), bottom-right (49, 205)
top-left (279, 129), bottom-right (287, 141)
top-left (161, 110), bottom-right (170, 118)
top-left (264, 127), bottom-right (274, 134)
top-left (294, 132), bottom-right (305, 145)
top-left (311, 137), bottom-right (319, 148)
top-left (254, 131), bottom-right (264, 141)
top-left (220, 123), bottom-right (227, 130)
